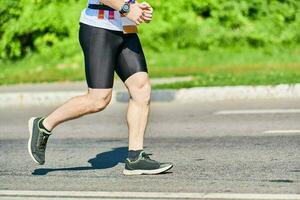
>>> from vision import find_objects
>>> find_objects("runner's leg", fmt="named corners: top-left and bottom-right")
top-left (28, 24), bottom-right (123, 165)
top-left (116, 34), bottom-right (173, 175)
top-left (125, 72), bottom-right (151, 150)
top-left (42, 88), bottom-right (112, 131)
top-left (43, 24), bottom-right (123, 131)
top-left (116, 33), bottom-right (149, 151)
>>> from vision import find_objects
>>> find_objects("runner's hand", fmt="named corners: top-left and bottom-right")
top-left (126, 2), bottom-right (145, 25)
top-left (139, 2), bottom-right (153, 23)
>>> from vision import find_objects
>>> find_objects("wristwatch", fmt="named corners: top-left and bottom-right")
top-left (119, 2), bottom-right (130, 15)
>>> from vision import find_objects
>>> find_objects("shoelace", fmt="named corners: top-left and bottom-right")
top-left (38, 132), bottom-right (50, 150)
top-left (141, 152), bottom-right (154, 161)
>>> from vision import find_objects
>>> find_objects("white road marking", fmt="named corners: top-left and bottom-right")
top-left (214, 109), bottom-right (300, 115)
top-left (0, 191), bottom-right (300, 200)
top-left (264, 130), bottom-right (300, 134)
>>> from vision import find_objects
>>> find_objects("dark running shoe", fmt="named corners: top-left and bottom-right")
top-left (28, 117), bottom-right (51, 165)
top-left (123, 151), bottom-right (173, 175)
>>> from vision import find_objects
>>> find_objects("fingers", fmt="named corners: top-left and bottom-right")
top-left (143, 9), bottom-right (153, 15)
top-left (143, 5), bottom-right (153, 12)
top-left (142, 11), bottom-right (152, 18)
top-left (136, 16), bottom-right (146, 25)
top-left (139, 2), bottom-right (150, 8)
top-left (137, 18), bottom-right (143, 24)
top-left (140, 2), bottom-right (153, 23)
top-left (142, 13), bottom-right (152, 22)
top-left (126, 3), bottom-right (144, 25)
top-left (127, 1), bottom-right (153, 25)
top-left (138, 2), bottom-right (153, 12)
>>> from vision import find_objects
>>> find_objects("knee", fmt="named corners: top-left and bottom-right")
top-left (130, 79), bottom-right (151, 105)
top-left (86, 91), bottom-right (112, 113)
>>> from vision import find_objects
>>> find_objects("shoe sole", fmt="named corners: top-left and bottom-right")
top-left (123, 164), bottom-right (173, 175)
top-left (28, 117), bottom-right (41, 165)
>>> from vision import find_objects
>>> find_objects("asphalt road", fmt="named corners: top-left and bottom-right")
top-left (0, 98), bottom-right (300, 196)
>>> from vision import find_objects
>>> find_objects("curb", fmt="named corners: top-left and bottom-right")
top-left (1, 84), bottom-right (300, 107)
top-left (174, 84), bottom-right (300, 102)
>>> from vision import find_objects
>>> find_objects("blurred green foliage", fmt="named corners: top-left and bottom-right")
top-left (0, 0), bottom-right (83, 59)
top-left (0, 0), bottom-right (299, 60)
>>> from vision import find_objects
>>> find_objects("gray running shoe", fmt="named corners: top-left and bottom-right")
top-left (28, 117), bottom-right (51, 165)
top-left (123, 151), bottom-right (173, 175)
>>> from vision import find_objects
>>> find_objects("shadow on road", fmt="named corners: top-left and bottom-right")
top-left (32, 147), bottom-right (127, 176)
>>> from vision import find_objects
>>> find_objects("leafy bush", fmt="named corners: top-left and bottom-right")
top-left (141, 0), bottom-right (300, 50)
top-left (0, 0), bottom-right (84, 59)
top-left (0, 0), bottom-right (299, 59)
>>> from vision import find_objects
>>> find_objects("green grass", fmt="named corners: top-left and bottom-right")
top-left (0, 46), bottom-right (300, 88)
top-left (149, 46), bottom-right (300, 88)
top-left (153, 71), bottom-right (300, 89)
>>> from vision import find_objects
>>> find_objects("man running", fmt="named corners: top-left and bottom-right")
top-left (27, 0), bottom-right (173, 175)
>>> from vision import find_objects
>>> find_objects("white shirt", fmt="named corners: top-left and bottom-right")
top-left (79, 0), bottom-right (128, 32)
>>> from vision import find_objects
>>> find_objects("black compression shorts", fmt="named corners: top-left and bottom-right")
top-left (79, 23), bottom-right (148, 88)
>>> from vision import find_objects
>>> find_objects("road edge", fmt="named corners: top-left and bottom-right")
top-left (1, 190), bottom-right (300, 200)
